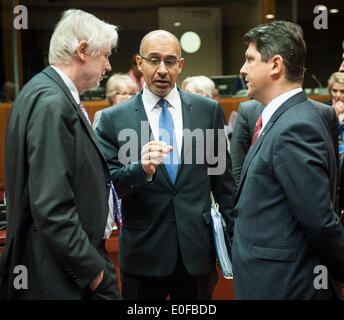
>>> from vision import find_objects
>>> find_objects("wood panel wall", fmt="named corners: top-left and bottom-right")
top-left (0, 95), bottom-right (331, 189)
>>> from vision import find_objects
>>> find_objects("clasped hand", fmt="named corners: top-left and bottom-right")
top-left (141, 141), bottom-right (173, 176)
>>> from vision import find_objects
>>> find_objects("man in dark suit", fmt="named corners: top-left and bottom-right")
top-left (95, 30), bottom-right (236, 300)
top-left (230, 99), bottom-right (338, 188)
top-left (232, 20), bottom-right (344, 299)
top-left (0, 10), bottom-right (121, 300)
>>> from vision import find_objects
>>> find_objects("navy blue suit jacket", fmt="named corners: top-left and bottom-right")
top-left (95, 89), bottom-right (236, 277)
top-left (232, 91), bottom-right (344, 299)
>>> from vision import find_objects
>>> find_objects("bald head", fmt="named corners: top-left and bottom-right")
top-left (139, 30), bottom-right (182, 58)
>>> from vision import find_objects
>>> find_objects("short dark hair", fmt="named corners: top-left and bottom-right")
top-left (243, 20), bottom-right (306, 83)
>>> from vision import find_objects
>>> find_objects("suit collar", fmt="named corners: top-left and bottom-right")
top-left (235, 90), bottom-right (308, 201)
top-left (261, 87), bottom-right (303, 131)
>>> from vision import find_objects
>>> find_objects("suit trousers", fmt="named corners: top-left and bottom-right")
top-left (120, 249), bottom-right (218, 300)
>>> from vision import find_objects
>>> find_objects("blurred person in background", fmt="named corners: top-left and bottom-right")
top-left (128, 53), bottom-right (144, 92)
top-left (325, 72), bottom-right (344, 141)
top-left (92, 73), bottom-right (137, 129)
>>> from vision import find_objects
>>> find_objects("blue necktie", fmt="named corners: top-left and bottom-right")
top-left (158, 99), bottom-right (179, 183)
top-left (79, 102), bottom-right (122, 231)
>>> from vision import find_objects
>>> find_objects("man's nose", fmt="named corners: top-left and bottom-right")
top-left (157, 60), bottom-right (168, 74)
top-left (240, 63), bottom-right (247, 76)
top-left (106, 58), bottom-right (111, 72)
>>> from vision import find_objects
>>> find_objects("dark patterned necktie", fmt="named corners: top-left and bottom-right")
top-left (78, 102), bottom-right (122, 230)
top-left (158, 99), bottom-right (179, 184)
top-left (251, 114), bottom-right (263, 147)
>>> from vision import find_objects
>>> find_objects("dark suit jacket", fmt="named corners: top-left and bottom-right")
top-left (232, 91), bottom-right (344, 299)
top-left (0, 66), bottom-right (120, 299)
top-left (230, 99), bottom-right (338, 188)
top-left (95, 89), bottom-right (236, 277)
top-left (230, 100), bottom-right (264, 186)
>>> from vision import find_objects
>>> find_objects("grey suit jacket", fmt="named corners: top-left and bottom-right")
top-left (95, 89), bottom-right (236, 277)
top-left (232, 91), bottom-right (344, 299)
top-left (0, 66), bottom-right (120, 299)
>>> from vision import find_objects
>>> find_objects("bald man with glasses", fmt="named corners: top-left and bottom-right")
top-left (95, 30), bottom-right (236, 300)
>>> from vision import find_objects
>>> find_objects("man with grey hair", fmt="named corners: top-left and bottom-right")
top-left (95, 30), bottom-right (236, 300)
top-left (0, 9), bottom-right (121, 300)
top-left (232, 20), bottom-right (344, 299)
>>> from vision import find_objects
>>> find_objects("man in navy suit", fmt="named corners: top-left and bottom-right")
top-left (96, 30), bottom-right (236, 300)
top-left (232, 20), bottom-right (344, 299)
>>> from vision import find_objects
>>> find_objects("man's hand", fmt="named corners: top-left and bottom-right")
top-left (141, 141), bottom-right (173, 176)
top-left (89, 270), bottom-right (104, 291)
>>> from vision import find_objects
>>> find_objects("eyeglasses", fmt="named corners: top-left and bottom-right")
top-left (140, 55), bottom-right (180, 68)
top-left (115, 92), bottom-right (135, 97)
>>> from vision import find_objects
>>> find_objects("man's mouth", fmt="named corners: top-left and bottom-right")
top-left (154, 79), bottom-right (169, 86)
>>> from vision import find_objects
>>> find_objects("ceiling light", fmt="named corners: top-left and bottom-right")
top-left (329, 8), bottom-right (339, 13)
top-left (265, 14), bottom-right (275, 19)
top-left (180, 31), bottom-right (201, 54)
top-left (174, 22), bottom-right (181, 27)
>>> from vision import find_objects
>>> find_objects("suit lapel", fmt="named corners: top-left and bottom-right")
top-left (235, 91), bottom-right (308, 202)
top-left (175, 89), bottom-right (192, 184)
top-left (134, 93), bottom-right (153, 148)
top-left (42, 66), bottom-right (110, 176)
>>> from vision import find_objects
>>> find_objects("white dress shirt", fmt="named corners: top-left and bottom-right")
top-left (260, 87), bottom-right (303, 133)
top-left (142, 85), bottom-right (183, 157)
top-left (51, 65), bottom-right (114, 239)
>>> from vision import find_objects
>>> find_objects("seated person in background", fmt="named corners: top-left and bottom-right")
top-left (181, 75), bottom-right (215, 98)
top-left (325, 72), bottom-right (344, 141)
top-left (128, 53), bottom-right (144, 92)
top-left (181, 75), bottom-right (226, 124)
top-left (92, 73), bottom-right (137, 129)
top-left (0, 81), bottom-right (15, 102)
top-left (212, 86), bottom-right (220, 99)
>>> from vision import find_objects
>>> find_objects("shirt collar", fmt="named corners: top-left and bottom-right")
top-left (51, 65), bottom-right (80, 105)
top-left (142, 84), bottom-right (179, 110)
top-left (262, 87), bottom-right (303, 129)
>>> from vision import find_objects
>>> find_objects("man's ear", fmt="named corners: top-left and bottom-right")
top-left (76, 41), bottom-right (88, 62)
top-left (270, 55), bottom-right (283, 77)
top-left (136, 55), bottom-right (143, 72)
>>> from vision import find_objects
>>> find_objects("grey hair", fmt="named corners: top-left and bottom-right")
top-left (106, 73), bottom-right (137, 104)
top-left (49, 9), bottom-right (118, 65)
top-left (181, 76), bottom-right (215, 98)
top-left (243, 20), bottom-right (306, 83)
top-left (139, 30), bottom-right (182, 58)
